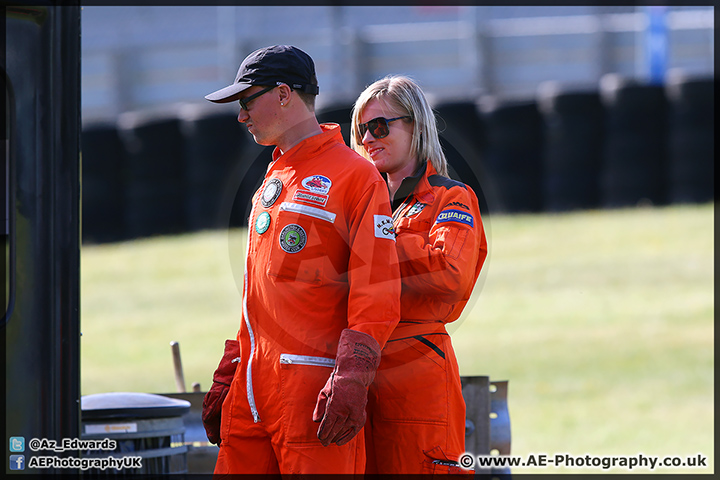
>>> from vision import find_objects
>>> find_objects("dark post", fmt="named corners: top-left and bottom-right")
top-left (3, 4), bottom-right (82, 473)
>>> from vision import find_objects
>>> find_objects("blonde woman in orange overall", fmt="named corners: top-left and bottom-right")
top-left (351, 75), bottom-right (488, 474)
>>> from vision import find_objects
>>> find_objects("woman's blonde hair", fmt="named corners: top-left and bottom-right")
top-left (350, 75), bottom-right (449, 177)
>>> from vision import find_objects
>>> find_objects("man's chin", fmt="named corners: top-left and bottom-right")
top-left (248, 131), bottom-right (269, 146)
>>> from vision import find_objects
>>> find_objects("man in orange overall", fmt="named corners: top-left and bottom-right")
top-left (200, 46), bottom-right (401, 475)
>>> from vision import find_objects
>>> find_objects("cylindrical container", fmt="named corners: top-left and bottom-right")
top-left (81, 392), bottom-right (191, 475)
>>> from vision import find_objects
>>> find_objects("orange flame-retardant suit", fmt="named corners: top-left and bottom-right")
top-left (365, 161), bottom-right (488, 474)
top-left (213, 124), bottom-right (401, 475)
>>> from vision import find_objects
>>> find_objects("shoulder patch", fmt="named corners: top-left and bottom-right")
top-left (374, 215), bottom-right (396, 241)
top-left (446, 201), bottom-right (470, 210)
top-left (436, 209), bottom-right (474, 228)
top-left (428, 175), bottom-right (466, 191)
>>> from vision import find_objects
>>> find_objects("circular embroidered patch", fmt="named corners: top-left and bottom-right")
top-left (279, 224), bottom-right (307, 253)
top-left (255, 211), bottom-right (271, 234)
top-left (261, 178), bottom-right (282, 208)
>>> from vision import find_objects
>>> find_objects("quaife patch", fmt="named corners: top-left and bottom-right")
top-left (279, 224), bottom-right (307, 253)
top-left (436, 209), bottom-right (474, 227)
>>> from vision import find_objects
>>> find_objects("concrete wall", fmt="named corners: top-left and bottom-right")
top-left (81, 6), bottom-right (714, 123)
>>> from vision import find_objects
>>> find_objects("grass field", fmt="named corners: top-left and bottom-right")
top-left (80, 202), bottom-right (714, 474)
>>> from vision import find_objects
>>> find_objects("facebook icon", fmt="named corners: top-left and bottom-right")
top-left (9, 454), bottom-right (25, 470)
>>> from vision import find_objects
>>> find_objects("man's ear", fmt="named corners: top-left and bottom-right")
top-left (277, 83), bottom-right (293, 105)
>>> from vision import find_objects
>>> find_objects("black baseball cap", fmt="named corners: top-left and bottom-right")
top-left (205, 45), bottom-right (319, 103)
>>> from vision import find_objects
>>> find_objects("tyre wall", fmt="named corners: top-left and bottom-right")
top-left (81, 75), bottom-right (713, 242)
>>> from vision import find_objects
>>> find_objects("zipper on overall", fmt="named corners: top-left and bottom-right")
top-left (279, 353), bottom-right (336, 368)
top-left (242, 181), bottom-right (264, 423)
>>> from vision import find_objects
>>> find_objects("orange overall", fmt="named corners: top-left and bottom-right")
top-left (365, 161), bottom-right (488, 474)
top-left (214, 124), bottom-right (400, 475)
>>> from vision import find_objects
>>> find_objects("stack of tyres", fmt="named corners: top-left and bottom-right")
top-left (479, 99), bottom-right (545, 213)
top-left (180, 105), bottom-right (249, 232)
top-left (118, 109), bottom-right (187, 239)
top-left (434, 101), bottom-right (490, 217)
top-left (317, 102), bottom-right (353, 146)
top-left (537, 85), bottom-right (605, 211)
top-left (600, 75), bottom-right (669, 208)
top-left (225, 143), bottom-right (275, 228)
top-left (81, 122), bottom-right (126, 243)
top-left (665, 75), bottom-right (714, 204)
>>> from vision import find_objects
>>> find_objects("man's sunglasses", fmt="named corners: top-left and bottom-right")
top-left (358, 116), bottom-right (411, 139)
top-left (238, 85), bottom-right (278, 111)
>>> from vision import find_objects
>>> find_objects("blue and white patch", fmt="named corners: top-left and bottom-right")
top-left (436, 209), bottom-right (474, 227)
top-left (374, 215), bottom-right (396, 240)
top-left (301, 175), bottom-right (332, 195)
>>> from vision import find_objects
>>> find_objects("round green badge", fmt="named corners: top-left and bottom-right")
top-left (279, 224), bottom-right (307, 253)
top-left (255, 211), bottom-right (271, 234)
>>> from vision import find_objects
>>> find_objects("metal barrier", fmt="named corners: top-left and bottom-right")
top-left (462, 376), bottom-right (512, 476)
top-left (164, 376), bottom-right (511, 474)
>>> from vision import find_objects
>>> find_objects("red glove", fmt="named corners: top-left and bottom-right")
top-left (201, 339), bottom-right (240, 445)
top-left (312, 329), bottom-right (381, 446)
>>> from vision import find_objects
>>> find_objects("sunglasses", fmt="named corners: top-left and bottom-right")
top-left (358, 116), bottom-right (411, 139)
top-left (238, 85), bottom-right (277, 111)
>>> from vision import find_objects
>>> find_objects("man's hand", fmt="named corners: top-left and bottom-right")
top-left (201, 339), bottom-right (240, 445)
top-left (312, 329), bottom-right (381, 446)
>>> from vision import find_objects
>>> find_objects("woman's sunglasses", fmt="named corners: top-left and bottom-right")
top-left (358, 116), bottom-right (411, 139)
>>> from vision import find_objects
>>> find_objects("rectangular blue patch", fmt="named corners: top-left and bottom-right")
top-left (435, 209), bottom-right (474, 227)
